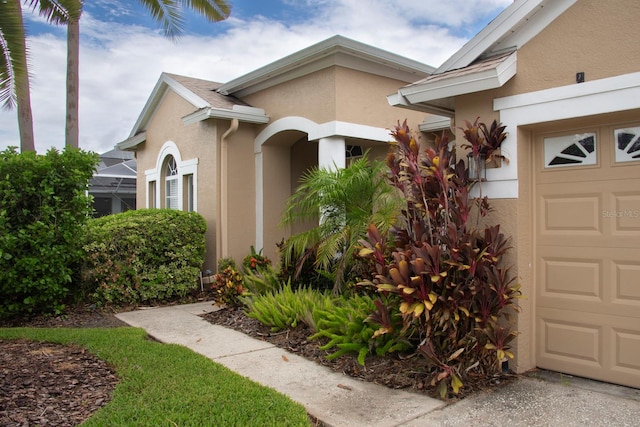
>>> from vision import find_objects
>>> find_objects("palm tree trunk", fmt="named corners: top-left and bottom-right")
top-left (65, 15), bottom-right (80, 149)
top-left (8, 0), bottom-right (36, 152)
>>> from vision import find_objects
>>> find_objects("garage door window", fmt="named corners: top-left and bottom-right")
top-left (544, 132), bottom-right (597, 168)
top-left (614, 126), bottom-right (640, 163)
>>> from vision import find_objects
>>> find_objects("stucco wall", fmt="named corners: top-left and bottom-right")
top-left (508, 0), bottom-right (640, 96)
top-left (134, 89), bottom-right (219, 271)
top-left (335, 67), bottom-right (427, 129)
top-left (222, 123), bottom-right (257, 264)
top-left (243, 68), bottom-right (337, 124)
top-left (244, 65), bottom-right (427, 132)
top-left (448, 0), bottom-right (640, 373)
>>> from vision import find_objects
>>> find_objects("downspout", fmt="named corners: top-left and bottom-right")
top-left (218, 118), bottom-right (239, 260)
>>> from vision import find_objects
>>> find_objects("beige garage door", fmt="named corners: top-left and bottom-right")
top-left (535, 120), bottom-right (640, 388)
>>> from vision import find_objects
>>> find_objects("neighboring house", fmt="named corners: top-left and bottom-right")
top-left (116, 35), bottom-right (434, 269)
top-left (89, 149), bottom-right (137, 217)
top-left (117, 0), bottom-right (640, 390)
top-left (389, 0), bottom-right (640, 388)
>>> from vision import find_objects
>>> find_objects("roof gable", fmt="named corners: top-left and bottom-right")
top-left (389, 0), bottom-right (577, 114)
top-left (437, 0), bottom-right (577, 73)
top-left (118, 73), bottom-right (268, 150)
top-left (217, 35), bottom-right (435, 97)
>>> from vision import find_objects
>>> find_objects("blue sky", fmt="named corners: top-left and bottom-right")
top-left (0, 0), bottom-right (513, 154)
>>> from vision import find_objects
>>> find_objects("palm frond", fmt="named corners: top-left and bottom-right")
top-left (28, 0), bottom-right (83, 26)
top-left (138, 0), bottom-right (230, 39)
top-left (0, 0), bottom-right (27, 110)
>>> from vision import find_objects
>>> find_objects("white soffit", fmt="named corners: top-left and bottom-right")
top-left (217, 35), bottom-right (434, 97)
top-left (405, 51), bottom-right (516, 105)
top-left (182, 105), bottom-right (269, 125)
top-left (116, 131), bottom-right (146, 151)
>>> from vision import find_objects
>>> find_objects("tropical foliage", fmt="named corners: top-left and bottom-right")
top-left (279, 154), bottom-right (402, 293)
top-left (357, 119), bottom-right (520, 397)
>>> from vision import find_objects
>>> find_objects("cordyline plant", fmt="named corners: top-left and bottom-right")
top-left (357, 119), bottom-right (521, 398)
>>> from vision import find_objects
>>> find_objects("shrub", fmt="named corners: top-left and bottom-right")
top-left (276, 239), bottom-right (334, 292)
top-left (241, 246), bottom-right (271, 273)
top-left (211, 266), bottom-right (247, 308)
top-left (216, 257), bottom-right (237, 273)
top-left (0, 147), bottom-right (98, 318)
top-left (357, 119), bottom-right (521, 397)
top-left (244, 284), bottom-right (334, 332)
top-left (310, 294), bottom-right (412, 366)
top-left (242, 264), bottom-right (284, 296)
top-left (81, 209), bottom-right (206, 306)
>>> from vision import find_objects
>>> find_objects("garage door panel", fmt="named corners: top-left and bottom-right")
top-left (613, 261), bottom-right (640, 304)
top-left (539, 316), bottom-right (601, 364)
top-left (537, 308), bottom-right (640, 388)
top-left (614, 329), bottom-right (640, 373)
top-left (537, 247), bottom-right (640, 318)
top-left (540, 255), bottom-right (602, 300)
top-left (612, 191), bottom-right (640, 233)
top-left (541, 194), bottom-right (601, 232)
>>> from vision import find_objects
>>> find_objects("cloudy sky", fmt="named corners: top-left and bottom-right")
top-left (0, 0), bottom-right (513, 154)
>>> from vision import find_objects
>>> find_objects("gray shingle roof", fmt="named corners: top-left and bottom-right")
top-left (164, 73), bottom-right (250, 110)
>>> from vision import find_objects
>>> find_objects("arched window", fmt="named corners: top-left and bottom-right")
top-left (165, 155), bottom-right (179, 209)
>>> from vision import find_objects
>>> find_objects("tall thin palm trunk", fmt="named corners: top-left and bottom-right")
top-left (6, 0), bottom-right (36, 152)
top-left (65, 14), bottom-right (80, 149)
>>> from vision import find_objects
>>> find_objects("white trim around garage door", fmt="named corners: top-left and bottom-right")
top-left (489, 71), bottom-right (640, 199)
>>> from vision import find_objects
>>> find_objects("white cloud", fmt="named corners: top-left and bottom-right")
top-left (0, 1), bottom-right (511, 154)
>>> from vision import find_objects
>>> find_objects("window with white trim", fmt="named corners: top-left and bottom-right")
top-left (148, 181), bottom-right (156, 208)
top-left (165, 155), bottom-right (179, 209)
top-left (614, 127), bottom-right (640, 163)
top-left (184, 174), bottom-right (194, 212)
top-left (146, 142), bottom-right (198, 211)
top-left (544, 133), bottom-right (597, 168)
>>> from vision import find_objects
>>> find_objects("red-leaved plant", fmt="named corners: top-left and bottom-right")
top-left (357, 119), bottom-right (521, 398)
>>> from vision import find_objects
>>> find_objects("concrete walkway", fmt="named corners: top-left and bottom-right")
top-left (116, 302), bottom-right (640, 427)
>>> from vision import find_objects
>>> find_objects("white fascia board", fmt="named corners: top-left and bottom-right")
top-left (116, 131), bottom-right (147, 151)
top-left (128, 73), bottom-right (210, 138)
top-left (92, 173), bottom-right (135, 179)
top-left (218, 35), bottom-right (433, 96)
top-left (309, 121), bottom-right (390, 143)
top-left (182, 105), bottom-right (269, 125)
top-left (387, 92), bottom-right (455, 117)
top-left (419, 116), bottom-right (452, 132)
top-left (402, 51), bottom-right (517, 104)
top-left (436, 0), bottom-right (575, 73)
top-left (494, 71), bottom-right (640, 122)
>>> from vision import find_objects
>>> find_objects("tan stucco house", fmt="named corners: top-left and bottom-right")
top-left (118, 0), bottom-right (639, 389)
top-left (388, 0), bottom-right (640, 388)
top-left (117, 35), bottom-right (433, 266)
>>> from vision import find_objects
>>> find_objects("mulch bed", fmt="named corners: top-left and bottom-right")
top-left (201, 306), bottom-right (516, 400)
top-left (0, 305), bottom-right (125, 427)
top-left (0, 340), bottom-right (118, 427)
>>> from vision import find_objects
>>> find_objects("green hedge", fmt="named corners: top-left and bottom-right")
top-left (0, 147), bottom-right (98, 318)
top-left (81, 209), bottom-right (207, 306)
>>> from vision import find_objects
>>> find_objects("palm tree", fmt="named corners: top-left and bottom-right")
top-left (280, 154), bottom-right (402, 293)
top-left (1, 1), bottom-right (231, 151)
top-left (64, 0), bottom-right (231, 148)
top-left (0, 0), bottom-right (81, 152)
top-left (1, 0), bottom-right (35, 152)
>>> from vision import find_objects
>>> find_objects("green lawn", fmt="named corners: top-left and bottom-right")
top-left (0, 327), bottom-right (310, 426)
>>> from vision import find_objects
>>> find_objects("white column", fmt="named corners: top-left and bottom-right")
top-left (255, 150), bottom-right (264, 251)
top-left (318, 136), bottom-right (346, 171)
